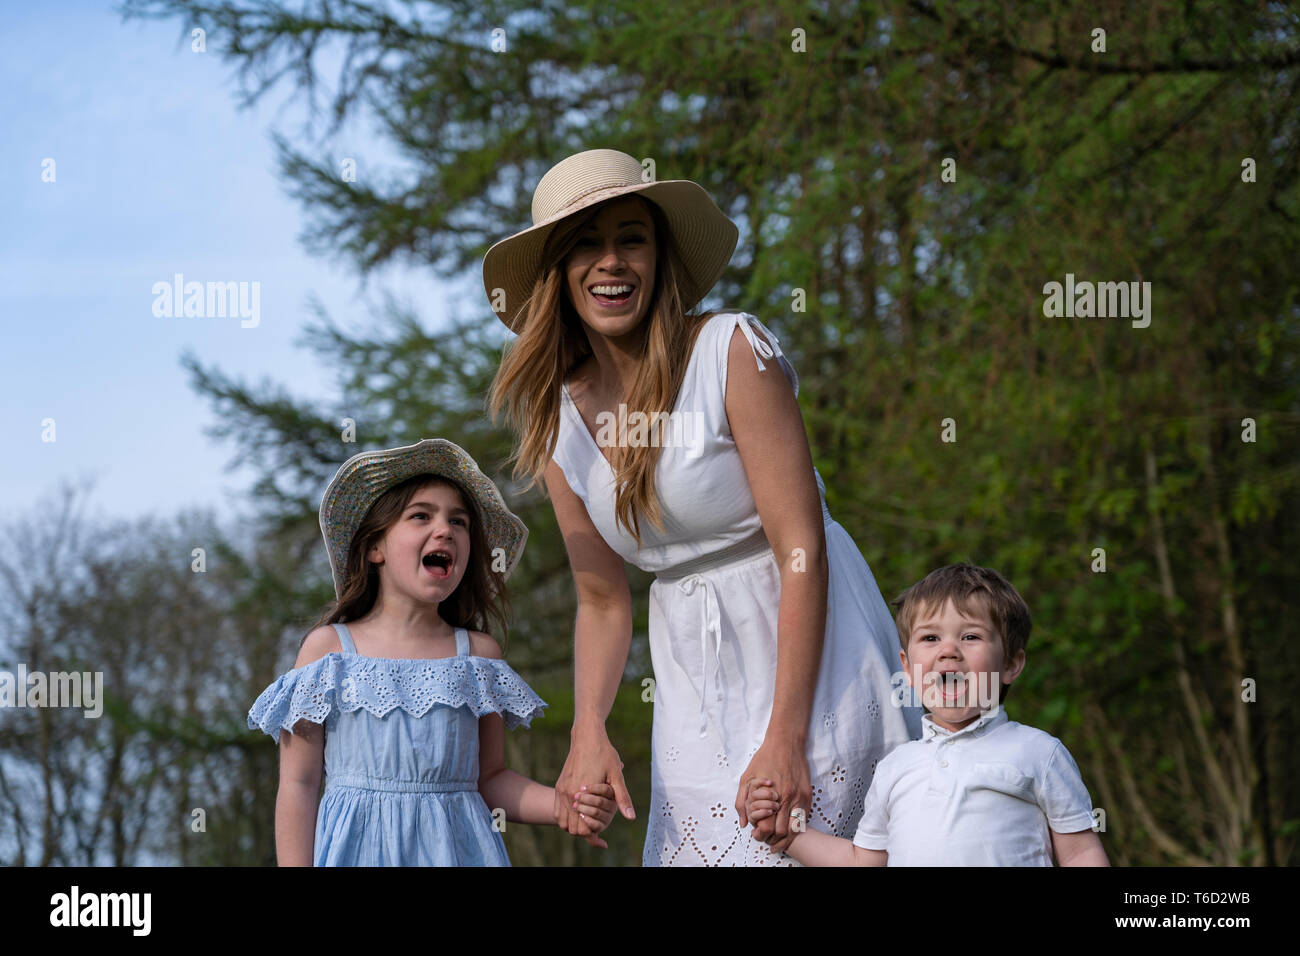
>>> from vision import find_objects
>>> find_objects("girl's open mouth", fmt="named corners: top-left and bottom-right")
top-left (422, 552), bottom-right (452, 579)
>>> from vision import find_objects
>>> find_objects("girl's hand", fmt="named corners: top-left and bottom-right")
top-left (735, 736), bottom-right (811, 854)
top-left (555, 725), bottom-right (635, 849)
top-left (569, 783), bottom-right (619, 846)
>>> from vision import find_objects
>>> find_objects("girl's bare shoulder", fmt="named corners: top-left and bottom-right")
top-left (295, 625), bottom-right (343, 668)
top-left (466, 630), bottom-right (503, 660)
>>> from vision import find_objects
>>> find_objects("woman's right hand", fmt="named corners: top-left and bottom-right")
top-left (555, 723), bottom-right (635, 848)
top-left (543, 458), bottom-right (638, 848)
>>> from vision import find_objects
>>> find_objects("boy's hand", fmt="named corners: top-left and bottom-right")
top-left (569, 783), bottom-right (618, 849)
top-left (743, 778), bottom-right (787, 841)
top-left (737, 743), bottom-right (812, 854)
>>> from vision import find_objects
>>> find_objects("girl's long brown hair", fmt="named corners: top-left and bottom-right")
top-left (303, 474), bottom-right (512, 648)
top-left (488, 195), bottom-right (715, 547)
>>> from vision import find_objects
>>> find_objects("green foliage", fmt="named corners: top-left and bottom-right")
top-left (104, 0), bottom-right (1300, 866)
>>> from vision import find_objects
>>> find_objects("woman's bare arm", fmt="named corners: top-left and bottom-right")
top-left (724, 322), bottom-right (829, 852)
top-left (545, 459), bottom-right (638, 831)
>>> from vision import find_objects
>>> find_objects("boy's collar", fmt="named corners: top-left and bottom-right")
top-left (921, 706), bottom-right (1008, 742)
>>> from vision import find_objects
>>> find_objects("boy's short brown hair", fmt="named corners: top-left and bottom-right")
top-left (891, 564), bottom-right (1031, 700)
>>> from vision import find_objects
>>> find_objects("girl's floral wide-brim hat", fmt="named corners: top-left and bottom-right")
top-left (319, 438), bottom-right (528, 600)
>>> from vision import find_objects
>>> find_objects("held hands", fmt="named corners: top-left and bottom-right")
top-left (743, 778), bottom-right (810, 859)
top-left (735, 736), bottom-right (811, 855)
top-left (566, 783), bottom-right (619, 848)
top-left (554, 725), bottom-right (636, 849)
top-left (744, 781), bottom-right (782, 824)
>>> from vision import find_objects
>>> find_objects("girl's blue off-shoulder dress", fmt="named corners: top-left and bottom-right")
top-left (248, 621), bottom-right (546, 866)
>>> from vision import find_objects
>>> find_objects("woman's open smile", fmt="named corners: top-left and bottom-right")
top-left (564, 196), bottom-right (657, 336)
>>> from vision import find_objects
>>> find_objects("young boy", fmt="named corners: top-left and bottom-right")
top-left (746, 563), bottom-right (1109, 866)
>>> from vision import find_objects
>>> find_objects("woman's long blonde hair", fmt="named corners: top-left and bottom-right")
top-left (488, 195), bottom-right (715, 547)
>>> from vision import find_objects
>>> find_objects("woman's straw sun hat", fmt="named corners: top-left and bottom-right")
top-left (482, 148), bottom-right (739, 333)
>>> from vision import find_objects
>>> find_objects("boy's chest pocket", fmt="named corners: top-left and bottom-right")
top-left (964, 761), bottom-right (1035, 802)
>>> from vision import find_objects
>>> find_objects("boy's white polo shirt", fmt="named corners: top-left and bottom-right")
top-left (852, 707), bottom-right (1096, 866)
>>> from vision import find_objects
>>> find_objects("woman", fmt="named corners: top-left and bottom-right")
top-left (484, 149), bottom-right (918, 865)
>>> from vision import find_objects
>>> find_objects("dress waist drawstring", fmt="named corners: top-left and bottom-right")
top-left (655, 528), bottom-right (772, 740)
top-left (650, 475), bottom-right (832, 742)
top-left (679, 574), bottom-right (722, 739)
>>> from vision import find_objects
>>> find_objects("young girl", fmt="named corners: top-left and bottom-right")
top-left (248, 438), bottom-right (617, 865)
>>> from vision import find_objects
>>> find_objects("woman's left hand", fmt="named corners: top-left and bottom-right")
top-left (735, 734), bottom-right (811, 855)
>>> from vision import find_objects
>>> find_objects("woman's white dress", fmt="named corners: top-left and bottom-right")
top-left (551, 311), bottom-right (920, 866)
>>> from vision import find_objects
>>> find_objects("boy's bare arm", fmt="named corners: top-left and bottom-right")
top-left (746, 783), bottom-right (886, 866)
top-left (793, 828), bottom-right (887, 866)
top-left (769, 826), bottom-right (887, 866)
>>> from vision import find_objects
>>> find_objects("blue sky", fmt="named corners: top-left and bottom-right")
top-left (0, 2), bottom-right (478, 528)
